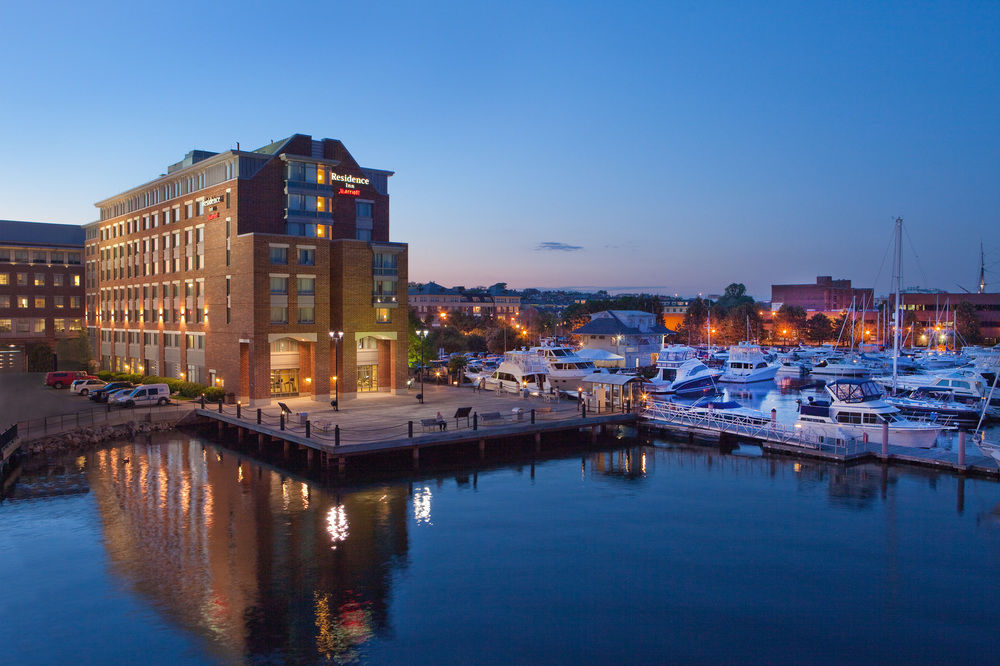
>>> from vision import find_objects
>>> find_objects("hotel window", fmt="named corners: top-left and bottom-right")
top-left (356, 229), bottom-right (372, 242)
top-left (269, 276), bottom-right (288, 294)
top-left (185, 203), bottom-right (192, 219)
top-left (269, 246), bottom-right (288, 264)
top-left (0, 319), bottom-right (10, 333)
top-left (376, 308), bottom-right (391, 323)
top-left (270, 306), bottom-right (288, 324)
top-left (16, 273), bottom-right (27, 286)
top-left (51, 251), bottom-right (64, 264)
top-left (34, 296), bottom-right (45, 308)
top-left (54, 296), bottom-right (64, 309)
top-left (297, 277), bottom-right (315, 295)
top-left (356, 201), bottom-right (373, 218)
top-left (67, 252), bottom-right (81, 265)
top-left (53, 318), bottom-right (66, 332)
top-left (32, 252), bottom-right (46, 264)
top-left (52, 273), bottom-right (64, 287)
top-left (73, 274), bottom-right (81, 287)
top-left (0, 273), bottom-right (8, 285)
top-left (185, 333), bottom-right (204, 350)
top-left (32, 319), bottom-right (45, 333)
top-left (14, 250), bottom-right (28, 263)
top-left (33, 273), bottom-right (45, 286)
top-left (298, 248), bottom-right (315, 265)
top-left (297, 306), bottom-right (315, 324)
top-left (0, 249), bottom-right (8, 261)
top-left (0, 296), bottom-right (9, 308)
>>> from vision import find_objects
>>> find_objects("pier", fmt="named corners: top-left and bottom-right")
top-left (642, 401), bottom-right (1000, 478)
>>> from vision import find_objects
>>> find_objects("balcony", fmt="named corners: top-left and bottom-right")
top-left (371, 293), bottom-right (399, 308)
top-left (373, 266), bottom-right (398, 277)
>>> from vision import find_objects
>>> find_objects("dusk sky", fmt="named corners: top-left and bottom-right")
top-left (1, 1), bottom-right (997, 299)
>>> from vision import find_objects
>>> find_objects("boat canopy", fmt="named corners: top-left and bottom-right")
top-left (829, 379), bottom-right (883, 403)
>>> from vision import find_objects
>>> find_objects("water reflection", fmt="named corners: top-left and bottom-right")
top-left (86, 434), bottom-right (409, 663)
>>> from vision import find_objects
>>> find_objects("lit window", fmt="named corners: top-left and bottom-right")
top-left (34, 296), bottom-right (45, 308)
top-left (73, 274), bottom-right (81, 287)
top-left (376, 308), bottom-right (391, 323)
top-left (34, 274), bottom-right (45, 286)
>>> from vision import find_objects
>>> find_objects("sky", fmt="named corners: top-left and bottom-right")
top-left (1, 0), bottom-right (997, 299)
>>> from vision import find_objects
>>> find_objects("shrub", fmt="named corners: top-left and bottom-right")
top-left (97, 371), bottom-right (115, 381)
top-left (201, 387), bottom-right (226, 402)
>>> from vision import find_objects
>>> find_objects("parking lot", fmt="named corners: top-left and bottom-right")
top-left (0, 373), bottom-right (116, 424)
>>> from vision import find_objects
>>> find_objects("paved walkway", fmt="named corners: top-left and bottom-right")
top-left (232, 384), bottom-right (585, 444)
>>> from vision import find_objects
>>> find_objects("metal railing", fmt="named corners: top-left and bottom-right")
top-left (16, 402), bottom-right (197, 441)
top-left (641, 401), bottom-right (866, 456)
top-left (198, 400), bottom-right (584, 447)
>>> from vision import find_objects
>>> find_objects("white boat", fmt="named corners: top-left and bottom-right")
top-left (644, 345), bottom-right (719, 396)
top-left (482, 351), bottom-right (549, 393)
top-left (809, 354), bottom-right (870, 377)
top-left (795, 379), bottom-right (948, 448)
top-left (528, 343), bottom-right (601, 390)
top-left (718, 342), bottom-right (779, 383)
top-left (975, 435), bottom-right (1000, 465)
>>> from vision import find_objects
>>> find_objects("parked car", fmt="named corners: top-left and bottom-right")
top-left (102, 388), bottom-right (135, 405)
top-left (90, 381), bottom-right (135, 402)
top-left (44, 370), bottom-right (90, 389)
top-left (71, 378), bottom-right (107, 396)
top-left (109, 384), bottom-right (171, 408)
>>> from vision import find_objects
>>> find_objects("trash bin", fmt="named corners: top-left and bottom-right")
top-left (298, 412), bottom-right (308, 424)
top-left (512, 407), bottom-right (523, 421)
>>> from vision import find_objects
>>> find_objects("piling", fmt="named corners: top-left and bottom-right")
top-left (479, 439), bottom-right (486, 459)
top-left (881, 422), bottom-right (889, 458)
top-left (958, 430), bottom-right (966, 467)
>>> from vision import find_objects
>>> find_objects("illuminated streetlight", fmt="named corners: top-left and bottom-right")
top-left (417, 329), bottom-right (428, 404)
top-left (329, 330), bottom-right (343, 410)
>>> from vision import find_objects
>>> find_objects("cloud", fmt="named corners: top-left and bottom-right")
top-left (535, 241), bottom-right (583, 252)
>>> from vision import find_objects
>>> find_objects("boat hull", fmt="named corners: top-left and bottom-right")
top-left (796, 421), bottom-right (941, 448)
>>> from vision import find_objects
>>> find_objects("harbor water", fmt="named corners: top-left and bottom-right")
top-left (3, 380), bottom-right (1000, 663)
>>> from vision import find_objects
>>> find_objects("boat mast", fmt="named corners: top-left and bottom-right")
top-left (892, 217), bottom-right (902, 394)
top-left (979, 241), bottom-right (987, 294)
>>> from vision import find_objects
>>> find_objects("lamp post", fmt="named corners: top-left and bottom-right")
top-left (417, 329), bottom-right (428, 403)
top-left (329, 330), bottom-right (343, 410)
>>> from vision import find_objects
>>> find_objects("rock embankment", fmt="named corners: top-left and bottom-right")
top-left (22, 421), bottom-right (177, 456)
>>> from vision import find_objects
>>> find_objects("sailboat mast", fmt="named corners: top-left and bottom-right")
top-left (892, 217), bottom-right (902, 393)
top-left (979, 241), bottom-right (986, 294)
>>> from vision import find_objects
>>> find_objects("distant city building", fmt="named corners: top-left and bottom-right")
top-left (771, 276), bottom-right (874, 312)
top-left (572, 310), bottom-right (672, 368)
top-left (891, 291), bottom-right (1000, 344)
top-left (658, 296), bottom-right (693, 331)
top-left (409, 282), bottom-right (520, 324)
top-left (0, 220), bottom-right (86, 371)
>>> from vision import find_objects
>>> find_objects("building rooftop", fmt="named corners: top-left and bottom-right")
top-left (573, 310), bottom-right (673, 336)
top-left (0, 220), bottom-right (86, 247)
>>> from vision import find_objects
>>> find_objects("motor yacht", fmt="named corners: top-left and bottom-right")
top-left (883, 386), bottom-right (981, 429)
top-left (794, 379), bottom-right (947, 448)
top-left (528, 343), bottom-right (601, 391)
top-left (718, 342), bottom-right (779, 383)
top-left (481, 350), bottom-right (549, 393)
top-left (644, 345), bottom-right (719, 396)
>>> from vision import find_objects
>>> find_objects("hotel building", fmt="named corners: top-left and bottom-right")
top-left (0, 220), bottom-right (86, 371)
top-left (86, 134), bottom-right (408, 404)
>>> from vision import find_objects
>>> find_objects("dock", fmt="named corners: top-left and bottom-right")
top-left (185, 386), bottom-right (637, 472)
top-left (641, 401), bottom-right (1000, 478)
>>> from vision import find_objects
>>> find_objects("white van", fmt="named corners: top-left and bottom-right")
top-left (110, 384), bottom-right (171, 407)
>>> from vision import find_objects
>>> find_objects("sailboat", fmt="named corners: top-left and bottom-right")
top-left (973, 370), bottom-right (1000, 466)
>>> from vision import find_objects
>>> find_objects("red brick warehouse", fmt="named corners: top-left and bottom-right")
top-left (86, 134), bottom-right (409, 405)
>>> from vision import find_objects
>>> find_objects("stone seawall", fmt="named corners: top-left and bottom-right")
top-left (21, 421), bottom-right (178, 457)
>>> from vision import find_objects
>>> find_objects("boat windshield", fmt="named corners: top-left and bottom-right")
top-left (830, 380), bottom-right (883, 403)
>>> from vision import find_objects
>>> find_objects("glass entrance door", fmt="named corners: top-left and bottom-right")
top-left (357, 365), bottom-right (378, 392)
top-left (270, 368), bottom-right (299, 397)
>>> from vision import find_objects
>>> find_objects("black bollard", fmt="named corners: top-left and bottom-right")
top-left (582, 402), bottom-right (587, 418)
top-left (280, 413), bottom-right (285, 430)
top-left (257, 408), bottom-right (262, 425)
top-left (218, 400), bottom-right (223, 413)
top-left (531, 408), bottom-right (536, 424)
top-left (473, 412), bottom-right (478, 431)
top-left (306, 420), bottom-right (311, 438)
top-left (200, 394), bottom-right (205, 408)
top-left (334, 425), bottom-right (340, 446)
top-left (236, 403), bottom-right (241, 419)
top-left (408, 421), bottom-right (414, 438)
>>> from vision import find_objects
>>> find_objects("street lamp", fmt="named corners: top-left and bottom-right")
top-left (329, 330), bottom-right (343, 410)
top-left (417, 329), bottom-right (428, 403)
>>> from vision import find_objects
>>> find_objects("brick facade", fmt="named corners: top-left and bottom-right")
top-left (85, 134), bottom-right (408, 405)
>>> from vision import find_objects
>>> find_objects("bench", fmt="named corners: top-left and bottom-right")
top-left (479, 411), bottom-right (504, 426)
top-left (421, 418), bottom-right (442, 433)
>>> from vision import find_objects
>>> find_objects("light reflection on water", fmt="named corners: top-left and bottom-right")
top-left (1, 380), bottom-right (999, 663)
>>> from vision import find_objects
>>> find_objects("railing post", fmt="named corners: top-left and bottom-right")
top-left (334, 425), bottom-right (340, 447)
top-left (218, 401), bottom-right (223, 413)
top-left (305, 420), bottom-right (311, 438)
top-left (200, 394), bottom-right (205, 408)
top-left (531, 409), bottom-right (536, 424)
top-left (236, 403), bottom-right (241, 419)
top-left (280, 413), bottom-right (285, 430)
top-left (408, 421), bottom-right (413, 438)
top-left (257, 408), bottom-right (262, 425)
top-left (473, 412), bottom-right (478, 431)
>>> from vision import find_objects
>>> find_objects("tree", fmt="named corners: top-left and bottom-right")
top-left (676, 297), bottom-right (708, 345)
top-left (55, 329), bottom-right (92, 370)
top-left (716, 283), bottom-right (754, 310)
top-left (27, 343), bottom-right (54, 372)
top-left (774, 304), bottom-right (808, 342)
top-left (955, 300), bottom-right (982, 345)
top-left (448, 355), bottom-right (469, 383)
top-left (721, 302), bottom-right (763, 344)
top-left (805, 313), bottom-right (833, 344)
